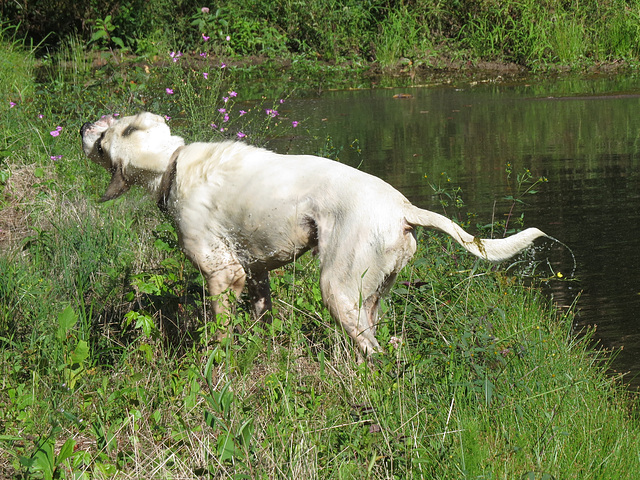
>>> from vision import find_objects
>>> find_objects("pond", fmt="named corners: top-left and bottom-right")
top-left (272, 74), bottom-right (640, 387)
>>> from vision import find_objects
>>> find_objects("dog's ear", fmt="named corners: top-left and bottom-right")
top-left (100, 165), bottom-right (130, 202)
top-left (133, 112), bottom-right (166, 131)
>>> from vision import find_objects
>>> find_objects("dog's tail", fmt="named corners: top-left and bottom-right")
top-left (404, 206), bottom-right (547, 262)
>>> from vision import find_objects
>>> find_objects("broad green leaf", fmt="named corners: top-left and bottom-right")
top-left (70, 340), bottom-right (89, 365)
top-left (236, 419), bottom-right (254, 446)
top-left (57, 306), bottom-right (77, 341)
top-left (56, 438), bottom-right (77, 464)
top-left (217, 432), bottom-right (237, 462)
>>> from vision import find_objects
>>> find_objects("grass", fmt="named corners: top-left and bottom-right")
top-left (1, 30), bottom-right (640, 479)
top-left (6, 0), bottom-right (640, 72)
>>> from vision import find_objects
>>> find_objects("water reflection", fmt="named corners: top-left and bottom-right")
top-left (270, 75), bottom-right (640, 387)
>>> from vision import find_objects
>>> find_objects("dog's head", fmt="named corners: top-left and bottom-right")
top-left (80, 112), bottom-right (184, 201)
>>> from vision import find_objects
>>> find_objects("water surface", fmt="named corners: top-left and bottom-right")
top-left (273, 75), bottom-right (640, 386)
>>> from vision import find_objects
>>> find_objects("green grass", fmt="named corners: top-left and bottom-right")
top-left (6, 0), bottom-right (640, 72)
top-left (2, 33), bottom-right (640, 479)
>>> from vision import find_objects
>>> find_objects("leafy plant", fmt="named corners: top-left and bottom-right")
top-left (90, 15), bottom-right (126, 50)
top-left (57, 306), bottom-right (90, 391)
top-left (202, 350), bottom-right (255, 473)
top-left (429, 171), bottom-right (469, 226)
top-left (501, 163), bottom-right (548, 235)
top-left (19, 432), bottom-right (77, 480)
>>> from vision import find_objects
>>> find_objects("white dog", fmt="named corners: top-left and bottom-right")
top-left (81, 112), bottom-right (547, 355)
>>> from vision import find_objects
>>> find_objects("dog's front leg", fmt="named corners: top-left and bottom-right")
top-left (185, 240), bottom-right (247, 341)
top-left (247, 272), bottom-right (272, 322)
top-left (203, 263), bottom-right (247, 341)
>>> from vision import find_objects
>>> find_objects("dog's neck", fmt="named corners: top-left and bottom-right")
top-left (128, 135), bottom-right (185, 198)
top-left (157, 146), bottom-right (184, 213)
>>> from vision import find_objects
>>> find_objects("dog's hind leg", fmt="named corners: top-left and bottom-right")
top-left (319, 273), bottom-right (382, 356)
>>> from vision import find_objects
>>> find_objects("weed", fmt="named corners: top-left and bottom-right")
top-left (501, 163), bottom-right (548, 235)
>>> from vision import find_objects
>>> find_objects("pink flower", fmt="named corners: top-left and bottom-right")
top-left (218, 108), bottom-right (226, 113)
top-left (50, 155), bottom-right (63, 161)
top-left (202, 34), bottom-right (210, 41)
top-left (226, 36), bottom-right (231, 41)
top-left (201, 7), bottom-right (210, 14)
top-left (220, 63), bottom-right (227, 69)
top-left (10, 101), bottom-right (16, 108)
top-left (239, 110), bottom-right (247, 116)
top-left (266, 109), bottom-right (279, 117)
top-left (50, 126), bottom-right (62, 137)
top-left (229, 91), bottom-right (237, 97)
top-left (292, 121), bottom-right (299, 127)
top-left (237, 132), bottom-right (246, 138)
top-left (279, 99), bottom-right (285, 104)
top-left (166, 88), bottom-right (174, 94)
top-left (38, 114), bottom-right (44, 119)
top-left (170, 51), bottom-right (183, 62)
top-left (200, 52), bottom-right (207, 58)
top-left (203, 72), bottom-right (209, 79)
top-left (164, 115), bottom-right (171, 121)
top-left (211, 123), bottom-right (218, 129)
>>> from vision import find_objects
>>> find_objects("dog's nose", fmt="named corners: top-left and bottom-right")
top-left (80, 122), bottom-right (92, 138)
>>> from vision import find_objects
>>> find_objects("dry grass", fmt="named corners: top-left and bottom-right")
top-left (0, 165), bottom-right (46, 248)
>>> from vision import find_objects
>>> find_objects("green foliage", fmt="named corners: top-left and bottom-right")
top-left (18, 432), bottom-right (78, 480)
top-left (5, 0), bottom-right (640, 68)
top-left (0, 23), bottom-right (36, 107)
top-left (89, 15), bottom-right (126, 50)
top-left (202, 354), bottom-right (255, 470)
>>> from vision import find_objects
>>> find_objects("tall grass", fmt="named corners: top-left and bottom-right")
top-left (0, 24), bottom-right (36, 110)
top-left (6, 0), bottom-right (640, 71)
top-left (1, 34), bottom-right (640, 479)
top-left (458, 0), bottom-right (640, 67)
